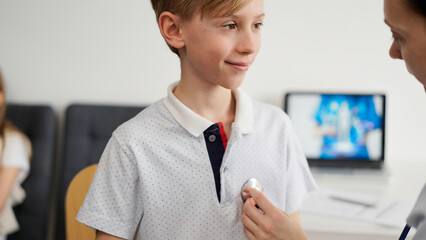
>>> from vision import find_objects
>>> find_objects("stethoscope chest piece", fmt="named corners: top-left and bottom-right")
top-left (241, 178), bottom-right (263, 202)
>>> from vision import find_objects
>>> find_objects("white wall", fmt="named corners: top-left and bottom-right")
top-left (1, 0), bottom-right (425, 162)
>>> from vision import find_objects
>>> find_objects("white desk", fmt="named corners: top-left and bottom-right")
top-left (301, 159), bottom-right (426, 240)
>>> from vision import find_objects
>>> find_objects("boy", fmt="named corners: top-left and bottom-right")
top-left (77, 0), bottom-right (316, 239)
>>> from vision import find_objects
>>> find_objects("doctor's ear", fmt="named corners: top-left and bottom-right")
top-left (158, 12), bottom-right (185, 50)
top-left (0, 92), bottom-right (4, 107)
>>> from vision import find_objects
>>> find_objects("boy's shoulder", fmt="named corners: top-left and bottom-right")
top-left (249, 99), bottom-right (297, 134)
top-left (111, 99), bottom-right (172, 140)
top-left (252, 100), bottom-right (290, 122)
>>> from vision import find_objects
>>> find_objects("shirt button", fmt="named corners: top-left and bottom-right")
top-left (209, 135), bottom-right (216, 142)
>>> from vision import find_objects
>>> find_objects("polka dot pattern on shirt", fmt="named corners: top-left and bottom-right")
top-left (77, 98), bottom-right (316, 240)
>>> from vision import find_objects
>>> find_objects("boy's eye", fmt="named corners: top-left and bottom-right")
top-left (225, 23), bottom-right (237, 30)
top-left (253, 22), bottom-right (263, 29)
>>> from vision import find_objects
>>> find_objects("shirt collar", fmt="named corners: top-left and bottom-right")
top-left (163, 81), bottom-right (255, 137)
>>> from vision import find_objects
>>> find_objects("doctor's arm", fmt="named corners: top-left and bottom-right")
top-left (241, 188), bottom-right (309, 240)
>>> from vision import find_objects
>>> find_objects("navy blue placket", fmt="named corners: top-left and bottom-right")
top-left (203, 123), bottom-right (226, 202)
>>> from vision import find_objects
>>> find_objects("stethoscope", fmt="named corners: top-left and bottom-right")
top-left (241, 178), bottom-right (263, 204)
top-left (399, 224), bottom-right (411, 240)
top-left (241, 178), bottom-right (412, 240)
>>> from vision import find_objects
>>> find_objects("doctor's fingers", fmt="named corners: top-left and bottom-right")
top-left (247, 187), bottom-right (274, 214)
top-left (243, 198), bottom-right (268, 226)
top-left (242, 212), bottom-right (270, 240)
top-left (242, 210), bottom-right (260, 231)
top-left (244, 227), bottom-right (257, 240)
top-left (242, 217), bottom-right (257, 240)
top-left (242, 186), bottom-right (251, 202)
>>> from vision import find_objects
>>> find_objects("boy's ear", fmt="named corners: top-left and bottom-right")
top-left (158, 12), bottom-right (185, 50)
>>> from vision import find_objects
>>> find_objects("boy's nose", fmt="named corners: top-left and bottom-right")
top-left (236, 30), bottom-right (259, 55)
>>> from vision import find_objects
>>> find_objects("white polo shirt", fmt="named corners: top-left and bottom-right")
top-left (77, 82), bottom-right (317, 239)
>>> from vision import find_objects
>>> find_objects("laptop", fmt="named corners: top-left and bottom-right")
top-left (284, 92), bottom-right (386, 169)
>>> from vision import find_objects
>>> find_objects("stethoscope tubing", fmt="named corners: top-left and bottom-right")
top-left (398, 224), bottom-right (411, 240)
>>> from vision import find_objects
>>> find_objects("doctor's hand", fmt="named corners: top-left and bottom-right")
top-left (241, 187), bottom-right (309, 240)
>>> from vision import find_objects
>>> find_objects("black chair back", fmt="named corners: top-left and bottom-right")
top-left (5, 104), bottom-right (56, 240)
top-left (56, 103), bottom-right (145, 240)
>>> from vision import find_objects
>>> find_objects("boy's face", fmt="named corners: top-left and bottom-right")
top-left (179, 0), bottom-right (264, 90)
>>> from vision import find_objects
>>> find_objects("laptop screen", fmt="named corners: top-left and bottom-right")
top-left (284, 92), bottom-right (386, 168)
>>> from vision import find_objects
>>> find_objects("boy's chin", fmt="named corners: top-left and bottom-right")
top-left (221, 79), bottom-right (245, 90)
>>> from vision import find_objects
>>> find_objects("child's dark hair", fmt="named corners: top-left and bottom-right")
top-left (0, 70), bottom-right (32, 167)
top-left (0, 70), bottom-right (9, 141)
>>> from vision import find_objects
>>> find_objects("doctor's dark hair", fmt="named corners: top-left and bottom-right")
top-left (150, 0), bottom-right (253, 55)
top-left (404, 0), bottom-right (426, 17)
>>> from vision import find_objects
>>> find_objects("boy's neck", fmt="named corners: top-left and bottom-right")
top-left (173, 80), bottom-right (236, 125)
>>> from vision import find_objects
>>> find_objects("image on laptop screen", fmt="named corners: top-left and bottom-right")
top-left (284, 92), bottom-right (386, 168)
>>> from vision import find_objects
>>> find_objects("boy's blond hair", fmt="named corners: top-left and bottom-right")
top-left (151, 0), bottom-right (253, 54)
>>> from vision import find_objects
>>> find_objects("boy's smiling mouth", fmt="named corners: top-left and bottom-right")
top-left (224, 60), bottom-right (250, 71)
